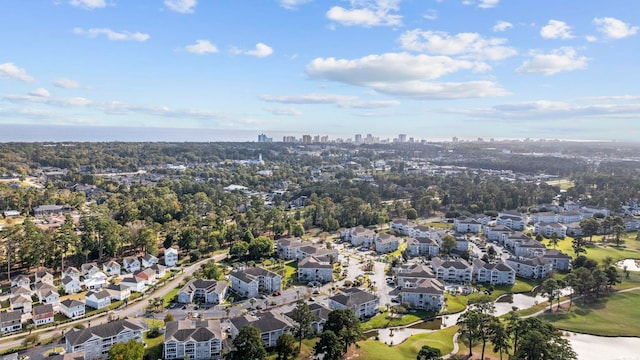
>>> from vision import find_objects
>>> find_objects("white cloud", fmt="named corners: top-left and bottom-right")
top-left (585, 35), bottom-right (598, 42)
top-left (307, 52), bottom-right (480, 85)
top-left (327, 0), bottom-right (402, 27)
top-left (0, 63), bottom-right (34, 82)
top-left (594, 17), bottom-right (639, 39)
top-left (423, 9), bottom-right (438, 20)
top-left (517, 47), bottom-right (587, 75)
top-left (165, 0), bottom-right (197, 14)
top-left (54, 78), bottom-right (82, 89)
top-left (4, 94), bottom-right (92, 107)
top-left (540, 20), bottom-right (573, 39)
top-left (245, 43), bottom-right (274, 58)
top-left (185, 40), bottom-right (218, 54)
top-left (479, 0), bottom-right (499, 8)
top-left (492, 21), bottom-right (513, 32)
top-left (260, 93), bottom-right (400, 108)
top-left (29, 88), bottom-right (50, 97)
top-left (69, 0), bottom-right (106, 9)
top-left (278, 0), bottom-right (312, 10)
top-left (265, 107), bottom-right (303, 116)
top-left (398, 30), bottom-right (517, 61)
top-left (370, 80), bottom-right (508, 99)
top-left (73, 27), bottom-right (150, 41)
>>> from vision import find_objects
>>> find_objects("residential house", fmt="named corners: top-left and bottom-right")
top-left (408, 225), bottom-right (435, 239)
top-left (177, 279), bottom-right (228, 304)
top-left (375, 233), bottom-right (400, 254)
top-left (472, 260), bottom-right (515, 285)
top-left (10, 295), bottom-right (32, 314)
top-left (406, 237), bottom-right (440, 257)
top-left (529, 212), bottom-right (558, 224)
top-left (34, 269), bottom-right (55, 285)
top-left (62, 276), bottom-right (82, 294)
top-left (565, 222), bottom-right (583, 237)
top-left (34, 282), bottom-right (60, 306)
top-left (396, 263), bottom-right (436, 288)
top-left (624, 217), bottom-right (640, 232)
top-left (150, 264), bottom-right (167, 278)
top-left (85, 290), bottom-right (112, 310)
top-left (10, 274), bottom-right (30, 288)
top-left (60, 299), bottom-right (85, 319)
top-left (163, 320), bottom-right (223, 360)
top-left (164, 247), bottom-right (179, 267)
top-left (563, 201), bottom-right (580, 211)
top-left (506, 256), bottom-right (553, 279)
top-left (285, 303), bottom-right (331, 335)
top-left (32, 304), bottom-right (55, 327)
top-left (296, 244), bottom-right (339, 263)
top-left (400, 278), bottom-right (445, 310)
top-left (102, 261), bottom-right (121, 276)
top-left (542, 250), bottom-right (572, 271)
top-left (64, 319), bottom-right (144, 360)
top-left (557, 211), bottom-right (584, 224)
top-left (229, 311), bottom-right (293, 348)
top-left (431, 257), bottom-right (473, 283)
top-left (484, 225), bottom-right (513, 243)
top-left (119, 276), bottom-right (146, 293)
top-left (81, 262), bottom-right (100, 278)
top-left (2, 210), bottom-right (20, 218)
top-left (504, 232), bottom-right (534, 250)
top-left (533, 222), bottom-right (567, 239)
top-left (123, 256), bottom-right (141, 273)
top-left (141, 253), bottom-right (158, 268)
top-left (389, 218), bottom-right (413, 236)
top-left (276, 237), bottom-right (305, 259)
top-left (328, 288), bottom-right (380, 319)
top-left (84, 271), bottom-right (108, 290)
top-left (0, 310), bottom-right (22, 334)
top-left (297, 256), bottom-right (333, 283)
top-left (229, 266), bottom-right (281, 299)
top-left (341, 227), bottom-right (376, 247)
top-left (454, 217), bottom-right (482, 233)
top-left (133, 268), bottom-right (157, 286)
top-left (453, 233), bottom-right (471, 252)
top-left (105, 284), bottom-right (131, 301)
top-left (582, 206), bottom-right (610, 217)
top-left (513, 239), bottom-right (547, 258)
top-left (63, 266), bottom-right (81, 281)
top-left (496, 211), bottom-right (527, 231)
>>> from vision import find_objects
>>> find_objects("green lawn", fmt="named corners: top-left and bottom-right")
top-left (162, 287), bottom-right (180, 306)
top-left (361, 310), bottom-right (437, 331)
top-left (443, 279), bottom-right (539, 315)
top-left (542, 233), bottom-right (640, 264)
top-left (357, 326), bottom-right (458, 360)
top-left (539, 288), bottom-right (640, 336)
top-left (425, 222), bottom-right (453, 230)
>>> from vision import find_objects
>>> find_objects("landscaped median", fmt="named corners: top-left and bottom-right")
top-left (356, 326), bottom-right (458, 360)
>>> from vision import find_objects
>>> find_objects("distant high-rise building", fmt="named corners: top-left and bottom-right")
top-left (258, 133), bottom-right (272, 143)
top-left (320, 135), bottom-right (329, 143)
top-left (302, 134), bottom-right (312, 143)
top-left (398, 134), bottom-right (407, 143)
top-left (452, 137), bottom-right (459, 143)
top-left (313, 135), bottom-right (320, 142)
top-left (355, 134), bottom-right (362, 143)
top-left (282, 136), bottom-right (296, 143)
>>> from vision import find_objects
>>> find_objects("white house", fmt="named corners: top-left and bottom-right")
top-left (406, 237), bottom-right (440, 257)
top-left (390, 219), bottom-right (413, 236)
top-left (375, 233), bottom-right (400, 254)
top-left (529, 212), bottom-right (558, 224)
top-left (0, 310), bottom-right (22, 334)
top-left (472, 259), bottom-right (515, 285)
top-left (229, 311), bottom-right (293, 348)
top-left (106, 284), bottom-right (131, 301)
top-left (542, 250), bottom-right (572, 272)
top-left (85, 290), bottom-right (112, 310)
top-left (400, 278), bottom-right (445, 310)
top-left (506, 256), bottom-right (553, 279)
top-left (10, 294), bottom-right (32, 314)
top-left (396, 263), bottom-right (437, 288)
top-left (341, 227), bottom-right (377, 247)
top-left (276, 237), bottom-right (305, 259)
top-left (60, 299), bottom-right (85, 319)
top-left (431, 257), bottom-right (473, 283)
top-left (62, 276), bottom-right (82, 294)
top-left (84, 271), bottom-right (108, 290)
top-left (65, 319), bottom-right (144, 360)
top-left (63, 266), bottom-right (81, 281)
top-left (484, 225), bottom-right (513, 243)
top-left (329, 288), bottom-right (380, 319)
top-left (163, 320), bottom-right (223, 360)
top-left (81, 262), bottom-right (100, 278)
top-left (34, 270), bottom-right (55, 285)
top-left (10, 274), bottom-right (30, 288)
top-left (177, 279), bottom-right (228, 304)
top-left (496, 211), bottom-right (527, 231)
top-left (123, 256), bottom-right (141, 273)
top-left (514, 239), bottom-right (547, 258)
top-left (533, 222), bottom-right (567, 239)
top-left (34, 283), bottom-right (60, 306)
top-left (141, 253), bottom-right (158, 268)
top-left (164, 247), bottom-right (179, 267)
top-left (119, 275), bottom-right (147, 293)
top-left (229, 266), bottom-right (281, 299)
top-left (454, 217), bottom-right (482, 233)
top-left (102, 260), bottom-right (121, 276)
top-left (297, 256), bottom-right (333, 283)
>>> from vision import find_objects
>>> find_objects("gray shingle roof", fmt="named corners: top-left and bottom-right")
top-left (329, 288), bottom-right (379, 307)
top-left (65, 319), bottom-right (145, 346)
top-left (165, 320), bottom-right (222, 342)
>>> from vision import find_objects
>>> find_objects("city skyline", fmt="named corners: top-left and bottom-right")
top-left (1, 1), bottom-right (640, 141)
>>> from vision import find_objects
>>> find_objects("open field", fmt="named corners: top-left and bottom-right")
top-left (542, 233), bottom-right (640, 264)
top-left (539, 288), bottom-right (640, 337)
top-left (362, 310), bottom-right (437, 331)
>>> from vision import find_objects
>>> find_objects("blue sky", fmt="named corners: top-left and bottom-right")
top-left (1, 0), bottom-right (639, 142)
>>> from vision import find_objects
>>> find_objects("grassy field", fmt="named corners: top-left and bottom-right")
top-left (539, 288), bottom-right (640, 336)
top-left (356, 326), bottom-right (458, 360)
top-left (425, 222), bottom-right (453, 230)
top-left (542, 233), bottom-right (640, 264)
